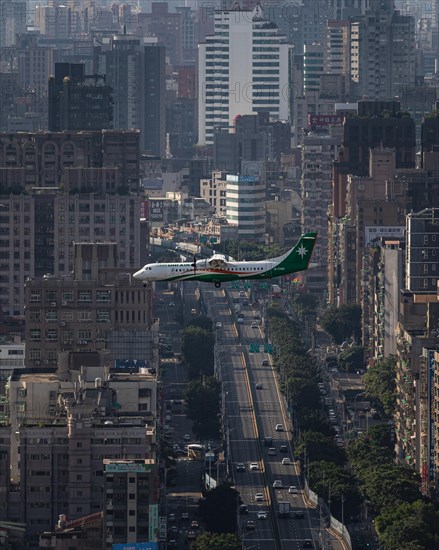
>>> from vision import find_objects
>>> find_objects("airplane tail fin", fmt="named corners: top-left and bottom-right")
top-left (276, 232), bottom-right (317, 273)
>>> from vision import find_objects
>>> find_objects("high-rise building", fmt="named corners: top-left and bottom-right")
top-left (303, 43), bottom-right (325, 93)
top-left (406, 209), bottom-right (439, 294)
top-left (226, 173), bottom-right (265, 241)
top-left (98, 36), bottom-right (166, 157)
top-left (137, 2), bottom-right (183, 66)
top-left (198, 4), bottom-right (291, 146)
top-left (103, 459), bottom-right (158, 548)
top-left (48, 63), bottom-right (113, 132)
top-left (301, 129), bottom-right (342, 298)
top-left (24, 242), bottom-right (153, 367)
top-left (325, 20), bottom-right (351, 87)
top-left (0, 0), bottom-right (26, 47)
top-left (350, 0), bottom-right (416, 99)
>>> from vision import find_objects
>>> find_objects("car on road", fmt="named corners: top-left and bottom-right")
top-left (239, 504), bottom-right (249, 515)
top-left (169, 302), bottom-right (175, 308)
top-left (183, 434), bottom-right (191, 442)
top-left (303, 539), bottom-right (313, 548)
top-left (167, 540), bottom-right (177, 548)
top-left (294, 511), bottom-right (305, 519)
top-left (275, 424), bottom-right (284, 432)
top-left (168, 513), bottom-right (176, 522)
top-left (246, 520), bottom-right (256, 530)
top-left (236, 463), bottom-right (245, 472)
top-left (239, 291), bottom-right (245, 296)
top-left (281, 457), bottom-right (291, 465)
top-left (262, 360), bottom-right (269, 366)
top-left (255, 493), bottom-right (265, 501)
top-left (256, 511), bottom-right (268, 520)
top-left (181, 512), bottom-right (189, 520)
top-left (187, 531), bottom-right (197, 541)
top-left (165, 414), bottom-right (171, 422)
top-left (273, 480), bottom-right (283, 489)
top-left (243, 299), bottom-right (249, 306)
top-left (288, 486), bottom-right (298, 494)
top-left (191, 520), bottom-right (199, 529)
top-left (279, 445), bottom-right (288, 453)
top-left (249, 462), bottom-right (259, 471)
top-left (251, 321), bottom-right (260, 328)
top-left (215, 322), bottom-right (222, 329)
top-left (256, 383), bottom-right (263, 389)
top-left (268, 447), bottom-right (276, 455)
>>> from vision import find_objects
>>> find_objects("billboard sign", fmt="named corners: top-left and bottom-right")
top-left (105, 463), bottom-right (152, 473)
top-left (308, 114), bottom-right (344, 127)
top-left (149, 504), bottom-right (159, 542)
top-left (149, 200), bottom-right (164, 222)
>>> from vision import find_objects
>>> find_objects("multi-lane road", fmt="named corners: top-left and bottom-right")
top-left (203, 284), bottom-right (343, 550)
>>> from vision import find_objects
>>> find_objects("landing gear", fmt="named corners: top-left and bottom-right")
top-left (143, 282), bottom-right (147, 288)
top-left (214, 282), bottom-right (221, 288)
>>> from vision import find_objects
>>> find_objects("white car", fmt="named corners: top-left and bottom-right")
top-left (281, 457), bottom-right (291, 465)
top-left (288, 486), bottom-right (298, 494)
top-left (249, 462), bottom-right (259, 471)
top-left (215, 322), bottom-right (222, 329)
top-left (256, 511), bottom-right (268, 520)
top-left (275, 424), bottom-right (284, 432)
top-left (255, 493), bottom-right (265, 501)
top-left (273, 480), bottom-right (283, 489)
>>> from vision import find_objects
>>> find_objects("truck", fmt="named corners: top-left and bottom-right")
top-left (278, 501), bottom-right (290, 518)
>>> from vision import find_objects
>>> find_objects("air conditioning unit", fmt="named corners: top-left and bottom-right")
top-left (34, 360), bottom-right (40, 365)
top-left (43, 359), bottom-right (49, 365)
top-left (61, 340), bottom-right (68, 345)
top-left (60, 321), bottom-right (65, 326)
top-left (50, 302), bottom-right (57, 307)
top-left (62, 301), bottom-right (67, 306)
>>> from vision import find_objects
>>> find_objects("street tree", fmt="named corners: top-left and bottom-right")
top-left (182, 326), bottom-right (214, 379)
top-left (185, 377), bottom-right (221, 439)
top-left (375, 500), bottom-right (439, 550)
top-left (308, 460), bottom-right (362, 521)
top-left (363, 356), bottom-right (396, 416)
top-left (320, 304), bottom-right (362, 344)
top-left (337, 346), bottom-right (365, 373)
top-left (190, 532), bottom-right (241, 550)
top-left (199, 483), bottom-right (240, 533)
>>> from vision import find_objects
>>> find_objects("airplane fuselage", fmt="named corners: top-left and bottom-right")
top-left (134, 258), bottom-right (283, 284)
top-left (133, 232), bottom-right (317, 286)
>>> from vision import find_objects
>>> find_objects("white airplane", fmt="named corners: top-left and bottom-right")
top-left (133, 232), bottom-right (317, 288)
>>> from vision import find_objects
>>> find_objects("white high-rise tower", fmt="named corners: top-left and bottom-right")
top-left (198, 3), bottom-right (291, 146)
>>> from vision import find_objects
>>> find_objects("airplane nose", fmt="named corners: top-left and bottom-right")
top-left (133, 269), bottom-right (143, 280)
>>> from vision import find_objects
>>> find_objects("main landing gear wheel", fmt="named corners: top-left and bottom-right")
top-left (143, 282), bottom-right (147, 287)
top-left (214, 282), bottom-right (221, 288)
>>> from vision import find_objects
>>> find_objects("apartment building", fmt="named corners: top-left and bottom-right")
top-left (24, 242), bottom-right (153, 367)
top-left (2, 380), bottom-right (157, 541)
top-left (0, 130), bottom-right (140, 194)
top-left (301, 130), bottom-right (342, 298)
top-left (350, 0), bottom-right (416, 99)
top-left (103, 459), bottom-right (158, 548)
top-left (200, 171), bottom-right (227, 217)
